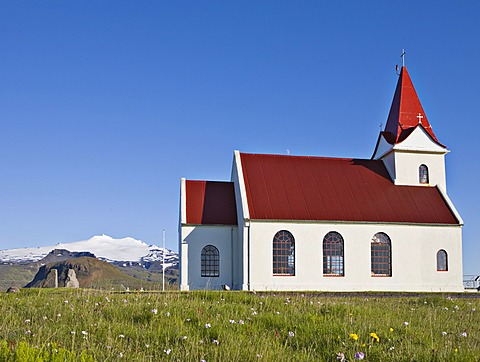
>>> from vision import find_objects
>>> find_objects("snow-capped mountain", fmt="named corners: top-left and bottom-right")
top-left (0, 235), bottom-right (178, 269)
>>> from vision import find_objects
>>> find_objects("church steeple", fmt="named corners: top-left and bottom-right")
top-left (372, 64), bottom-right (448, 191)
top-left (383, 66), bottom-right (444, 146)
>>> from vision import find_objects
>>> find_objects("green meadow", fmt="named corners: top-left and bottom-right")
top-left (1, 290), bottom-right (479, 361)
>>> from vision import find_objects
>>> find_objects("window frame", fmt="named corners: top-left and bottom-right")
top-left (272, 230), bottom-right (295, 276)
top-left (323, 231), bottom-right (345, 277)
top-left (371, 232), bottom-right (392, 277)
top-left (436, 249), bottom-right (448, 272)
top-left (419, 164), bottom-right (429, 184)
top-left (201, 245), bottom-right (220, 277)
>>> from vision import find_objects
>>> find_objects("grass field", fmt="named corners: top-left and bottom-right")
top-left (1, 290), bottom-right (479, 361)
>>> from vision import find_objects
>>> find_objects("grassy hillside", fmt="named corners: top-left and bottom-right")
top-left (0, 290), bottom-right (479, 361)
top-left (0, 264), bottom-right (37, 290)
top-left (25, 257), bottom-right (176, 290)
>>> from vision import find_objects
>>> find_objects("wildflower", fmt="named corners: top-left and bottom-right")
top-left (24, 319), bottom-right (30, 323)
top-left (201, 360), bottom-right (207, 362)
top-left (370, 332), bottom-right (379, 342)
top-left (454, 305), bottom-right (459, 310)
top-left (441, 331), bottom-right (447, 336)
top-left (119, 334), bottom-right (125, 338)
top-left (181, 336), bottom-right (188, 340)
top-left (119, 352), bottom-right (124, 358)
top-left (152, 309), bottom-right (158, 315)
top-left (165, 312), bottom-right (171, 317)
top-left (472, 308), bottom-right (476, 312)
top-left (70, 331), bottom-right (76, 335)
top-left (24, 330), bottom-right (31, 335)
top-left (64, 300), bottom-right (69, 304)
top-left (123, 299), bottom-right (128, 303)
top-left (164, 348), bottom-right (171, 354)
top-left (145, 344), bottom-right (150, 348)
top-left (336, 352), bottom-right (346, 361)
top-left (403, 321), bottom-right (409, 326)
top-left (186, 318), bottom-right (191, 322)
top-left (252, 311), bottom-right (257, 316)
top-left (354, 351), bottom-right (365, 360)
top-left (389, 346), bottom-right (395, 351)
top-left (460, 332), bottom-right (468, 337)
top-left (454, 348), bottom-right (458, 353)
top-left (81, 331), bottom-right (88, 335)
top-left (389, 327), bottom-right (394, 332)
top-left (212, 339), bottom-right (219, 345)
top-left (205, 323), bottom-right (211, 328)
top-left (42, 316), bottom-right (47, 320)
top-left (238, 320), bottom-right (245, 325)
top-left (288, 331), bottom-right (295, 338)
top-left (349, 333), bottom-right (359, 341)
top-left (256, 354), bottom-right (263, 358)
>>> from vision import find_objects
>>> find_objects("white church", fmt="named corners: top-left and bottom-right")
top-left (179, 65), bottom-right (464, 292)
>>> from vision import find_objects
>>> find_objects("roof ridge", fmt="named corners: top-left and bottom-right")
top-left (239, 152), bottom-right (379, 162)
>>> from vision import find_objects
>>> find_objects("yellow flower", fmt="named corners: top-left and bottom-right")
top-left (454, 348), bottom-right (458, 353)
top-left (349, 333), bottom-right (359, 341)
top-left (362, 343), bottom-right (366, 347)
top-left (389, 327), bottom-right (394, 332)
top-left (370, 332), bottom-right (380, 342)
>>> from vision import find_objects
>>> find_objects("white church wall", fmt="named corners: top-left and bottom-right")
top-left (245, 221), bottom-right (463, 292)
top-left (180, 225), bottom-right (237, 290)
top-left (393, 151), bottom-right (447, 190)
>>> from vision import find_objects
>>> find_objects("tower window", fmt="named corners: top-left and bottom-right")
top-left (419, 164), bottom-right (429, 184)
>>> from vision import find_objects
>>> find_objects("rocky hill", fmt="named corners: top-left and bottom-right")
top-left (0, 235), bottom-right (179, 290)
top-left (24, 257), bottom-right (171, 290)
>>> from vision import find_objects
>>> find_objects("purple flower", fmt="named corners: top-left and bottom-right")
top-left (354, 352), bottom-right (365, 360)
top-left (288, 331), bottom-right (295, 338)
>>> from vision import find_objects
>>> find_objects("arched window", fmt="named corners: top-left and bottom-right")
top-left (371, 233), bottom-right (392, 277)
top-left (437, 249), bottom-right (448, 271)
top-left (323, 231), bottom-right (344, 276)
top-left (419, 164), bottom-right (429, 184)
top-left (273, 230), bottom-right (295, 275)
top-left (201, 245), bottom-right (219, 277)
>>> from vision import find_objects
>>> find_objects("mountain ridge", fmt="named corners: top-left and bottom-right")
top-left (0, 235), bottom-right (178, 269)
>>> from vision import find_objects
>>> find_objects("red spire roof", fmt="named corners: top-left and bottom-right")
top-left (383, 66), bottom-right (443, 146)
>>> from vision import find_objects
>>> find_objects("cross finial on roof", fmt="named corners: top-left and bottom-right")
top-left (401, 49), bottom-right (406, 67)
top-left (416, 113), bottom-right (424, 124)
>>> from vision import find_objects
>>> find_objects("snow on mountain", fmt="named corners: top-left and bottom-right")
top-left (0, 235), bottom-right (178, 268)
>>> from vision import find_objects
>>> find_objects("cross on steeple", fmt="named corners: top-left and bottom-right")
top-left (400, 49), bottom-right (406, 67)
top-left (416, 113), bottom-right (424, 124)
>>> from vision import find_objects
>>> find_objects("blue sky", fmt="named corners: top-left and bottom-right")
top-left (1, 2), bottom-right (479, 274)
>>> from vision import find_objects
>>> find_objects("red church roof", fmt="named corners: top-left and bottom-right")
top-left (185, 180), bottom-right (238, 225)
top-left (383, 66), bottom-right (444, 146)
top-left (240, 152), bottom-right (459, 225)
